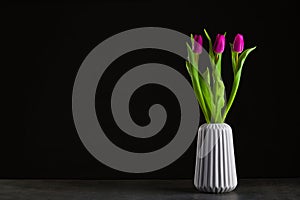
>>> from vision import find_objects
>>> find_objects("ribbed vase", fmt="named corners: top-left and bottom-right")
top-left (194, 123), bottom-right (237, 193)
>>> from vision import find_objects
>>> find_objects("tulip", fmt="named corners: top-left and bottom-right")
top-left (213, 34), bottom-right (225, 53)
top-left (192, 34), bottom-right (203, 54)
top-left (233, 34), bottom-right (244, 53)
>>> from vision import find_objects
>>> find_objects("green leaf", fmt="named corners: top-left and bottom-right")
top-left (198, 72), bottom-right (213, 119)
top-left (222, 46), bottom-right (256, 122)
top-left (237, 46), bottom-right (257, 72)
top-left (211, 71), bottom-right (225, 123)
top-left (215, 78), bottom-right (225, 122)
top-left (223, 69), bottom-right (241, 121)
top-left (185, 61), bottom-right (192, 76)
top-left (186, 42), bottom-right (194, 63)
top-left (186, 37), bottom-right (212, 123)
top-left (202, 67), bottom-right (210, 86)
top-left (215, 53), bottom-right (222, 75)
top-left (203, 29), bottom-right (211, 41)
top-left (204, 29), bottom-right (215, 66)
top-left (208, 54), bottom-right (226, 123)
top-left (215, 99), bottom-right (225, 122)
top-left (186, 61), bottom-right (210, 123)
top-left (190, 34), bottom-right (194, 49)
top-left (216, 77), bottom-right (225, 98)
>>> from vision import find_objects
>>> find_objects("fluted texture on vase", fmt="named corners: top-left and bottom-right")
top-left (194, 123), bottom-right (237, 193)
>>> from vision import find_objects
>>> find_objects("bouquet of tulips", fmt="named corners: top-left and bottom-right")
top-left (186, 30), bottom-right (256, 123)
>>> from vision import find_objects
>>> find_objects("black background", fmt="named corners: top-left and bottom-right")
top-left (1, 2), bottom-right (299, 179)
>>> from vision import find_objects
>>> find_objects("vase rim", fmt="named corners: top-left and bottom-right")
top-left (204, 122), bottom-right (228, 125)
top-left (199, 123), bottom-right (231, 129)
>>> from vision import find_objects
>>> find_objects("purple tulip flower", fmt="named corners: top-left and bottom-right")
top-left (233, 34), bottom-right (244, 53)
top-left (192, 34), bottom-right (203, 54)
top-left (213, 34), bottom-right (225, 53)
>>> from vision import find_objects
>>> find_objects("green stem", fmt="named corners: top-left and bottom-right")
top-left (213, 53), bottom-right (223, 123)
top-left (216, 55), bottom-right (220, 122)
top-left (213, 69), bottom-right (218, 123)
top-left (235, 54), bottom-right (238, 73)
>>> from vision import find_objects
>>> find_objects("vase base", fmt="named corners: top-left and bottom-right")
top-left (194, 184), bottom-right (237, 193)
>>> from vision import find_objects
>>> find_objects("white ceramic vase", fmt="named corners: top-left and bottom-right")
top-left (194, 123), bottom-right (237, 193)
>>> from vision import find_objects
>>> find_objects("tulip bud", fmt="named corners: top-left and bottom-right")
top-left (213, 34), bottom-right (225, 53)
top-left (192, 34), bottom-right (203, 54)
top-left (233, 34), bottom-right (244, 53)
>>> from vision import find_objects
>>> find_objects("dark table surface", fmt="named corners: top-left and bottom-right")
top-left (0, 179), bottom-right (299, 200)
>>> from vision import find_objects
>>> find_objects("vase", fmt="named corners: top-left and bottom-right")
top-left (194, 123), bottom-right (237, 193)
